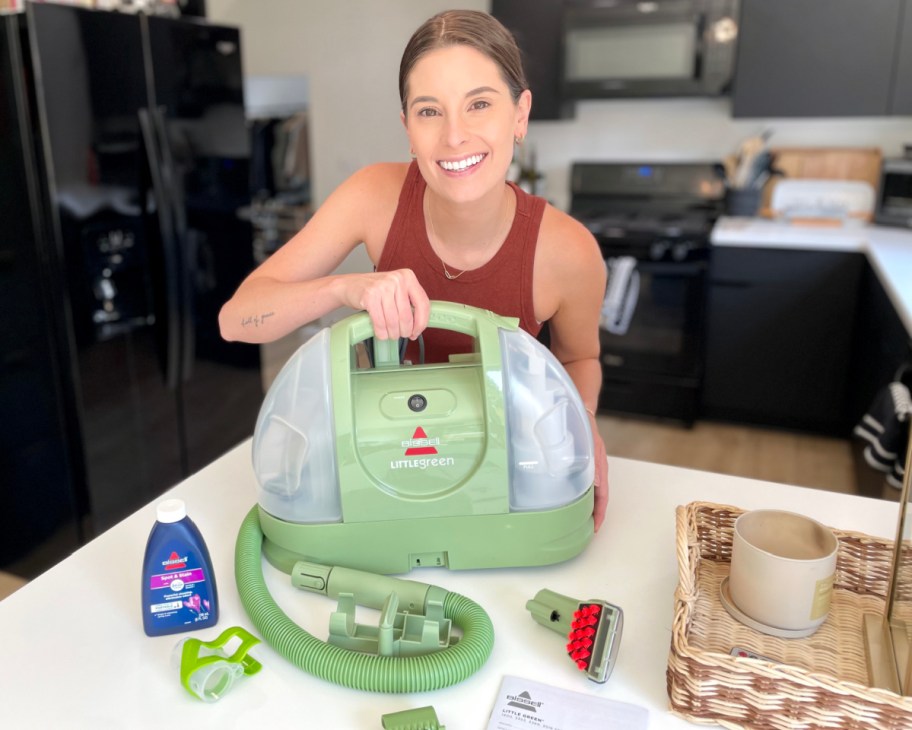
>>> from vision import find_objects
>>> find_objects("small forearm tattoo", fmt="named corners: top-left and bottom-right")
top-left (241, 311), bottom-right (275, 328)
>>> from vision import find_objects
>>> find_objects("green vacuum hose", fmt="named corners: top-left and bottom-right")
top-left (235, 506), bottom-right (495, 692)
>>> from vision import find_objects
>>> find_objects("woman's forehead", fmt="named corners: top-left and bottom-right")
top-left (407, 45), bottom-right (507, 99)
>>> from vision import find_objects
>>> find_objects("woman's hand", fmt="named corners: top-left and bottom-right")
top-left (344, 268), bottom-right (431, 341)
top-left (591, 424), bottom-right (610, 532)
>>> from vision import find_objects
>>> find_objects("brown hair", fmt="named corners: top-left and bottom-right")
top-left (399, 10), bottom-right (529, 113)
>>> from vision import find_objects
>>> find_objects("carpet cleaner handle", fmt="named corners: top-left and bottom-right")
top-left (343, 301), bottom-right (519, 368)
top-left (291, 560), bottom-right (448, 613)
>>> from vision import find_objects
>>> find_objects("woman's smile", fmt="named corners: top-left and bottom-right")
top-left (437, 153), bottom-right (487, 174)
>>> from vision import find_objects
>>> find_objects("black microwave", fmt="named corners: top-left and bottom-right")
top-left (561, 0), bottom-right (740, 99)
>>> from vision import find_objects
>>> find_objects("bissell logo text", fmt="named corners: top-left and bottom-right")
top-left (162, 551), bottom-right (188, 570)
top-left (391, 427), bottom-right (454, 470)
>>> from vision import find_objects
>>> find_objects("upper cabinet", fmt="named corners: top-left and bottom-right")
top-left (894, 3), bottom-right (912, 115)
top-left (732, 0), bottom-right (910, 117)
top-left (491, 0), bottom-right (571, 121)
top-left (493, 0), bottom-right (912, 120)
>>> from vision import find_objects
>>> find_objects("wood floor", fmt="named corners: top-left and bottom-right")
top-left (595, 415), bottom-right (871, 496)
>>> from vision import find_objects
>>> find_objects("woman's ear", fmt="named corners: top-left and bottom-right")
top-left (400, 111), bottom-right (415, 156)
top-left (515, 89), bottom-right (532, 138)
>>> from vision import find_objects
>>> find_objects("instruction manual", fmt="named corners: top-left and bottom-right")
top-left (487, 675), bottom-right (649, 729)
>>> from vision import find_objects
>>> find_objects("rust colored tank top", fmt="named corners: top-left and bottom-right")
top-left (378, 161), bottom-right (545, 363)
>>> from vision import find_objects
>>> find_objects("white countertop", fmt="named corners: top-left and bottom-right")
top-left (0, 440), bottom-right (901, 729)
top-left (711, 218), bottom-right (912, 338)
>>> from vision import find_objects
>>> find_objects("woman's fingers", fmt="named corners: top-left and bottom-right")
top-left (592, 431), bottom-right (610, 532)
top-left (356, 269), bottom-right (429, 341)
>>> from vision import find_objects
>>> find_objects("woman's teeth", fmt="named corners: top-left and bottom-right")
top-left (439, 154), bottom-right (484, 172)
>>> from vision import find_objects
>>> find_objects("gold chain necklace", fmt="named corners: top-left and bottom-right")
top-left (425, 193), bottom-right (510, 281)
top-left (442, 260), bottom-right (466, 280)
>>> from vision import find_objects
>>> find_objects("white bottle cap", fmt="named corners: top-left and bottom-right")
top-left (157, 498), bottom-right (187, 524)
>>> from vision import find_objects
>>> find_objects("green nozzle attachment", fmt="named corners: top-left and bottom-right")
top-left (292, 561), bottom-right (456, 657)
top-left (526, 589), bottom-right (582, 636)
top-left (329, 590), bottom-right (456, 657)
top-left (525, 588), bottom-right (623, 684)
top-left (381, 705), bottom-right (445, 729)
top-left (292, 560), bottom-right (447, 612)
top-left (174, 626), bottom-right (262, 702)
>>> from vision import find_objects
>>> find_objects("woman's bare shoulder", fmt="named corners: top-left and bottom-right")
top-left (538, 203), bottom-right (603, 270)
top-left (343, 162), bottom-right (410, 202)
top-left (532, 203), bottom-right (605, 323)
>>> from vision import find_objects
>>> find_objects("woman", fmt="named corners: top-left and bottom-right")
top-left (219, 10), bottom-right (609, 530)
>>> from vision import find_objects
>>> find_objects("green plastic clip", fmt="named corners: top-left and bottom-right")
top-left (381, 705), bottom-right (446, 729)
top-left (174, 626), bottom-right (262, 702)
top-left (329, 590), bottom-right (456, 657)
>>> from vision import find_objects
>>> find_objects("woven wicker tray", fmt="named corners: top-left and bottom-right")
top-left (668, 501), bottom-right (912, 730)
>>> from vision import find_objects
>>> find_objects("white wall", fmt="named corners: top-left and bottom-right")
top-left (208, 1), bottom-right (912, 240)
top-left (207, 0), bottom-right (487, 276)
top-left (208, 0), bottom-right (487, 204)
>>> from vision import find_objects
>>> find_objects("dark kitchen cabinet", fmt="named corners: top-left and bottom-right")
top-left (702, 247), bottom-right (863, 434)
top-left (846, 261), bottom-right (912, 495)
top-left (732, 0), bottom-right (906, 117)
top-left (491, 0), bottom-right (573, 120)
top-left (894, 4), bottom-right (912, 114)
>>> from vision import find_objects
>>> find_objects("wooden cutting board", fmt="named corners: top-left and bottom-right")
top-left (759, 147), bottom-right (882, 218)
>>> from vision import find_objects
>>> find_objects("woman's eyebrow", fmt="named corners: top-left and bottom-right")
top-left (466, 86), bottom-right (500, 97)
top-left (409, 86), bottom-right (502, 110)
top-left (409, 95), bottom-right (438, 109)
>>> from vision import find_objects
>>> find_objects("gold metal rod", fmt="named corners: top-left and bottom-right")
top-left (886, 424), bottom-right (912, 620)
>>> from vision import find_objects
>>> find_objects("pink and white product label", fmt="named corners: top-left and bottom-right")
top-left (149, 568), bottom-right (206, 591)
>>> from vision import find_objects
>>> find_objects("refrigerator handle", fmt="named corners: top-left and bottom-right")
top-left (138, 107), bottom-right (181, 391)
top-left (151, 106), bottom-right (195, 383)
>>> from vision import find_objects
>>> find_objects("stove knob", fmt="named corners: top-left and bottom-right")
top-left (671, 241), bottom-right (691, 261)
top-left (649, 241), bottom-right (669, 260)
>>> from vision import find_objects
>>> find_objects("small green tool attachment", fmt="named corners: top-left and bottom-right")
top-left (292, 560), bottom-right (458, 657)
top-left (381, 705), bottom-right (446, 729)
top-left (174, 626), bottom-right (262, 702)
top-left (526, 588), bottom-right (623, 683)
top-left (329, 591), bottom-right (457, 657)
top-left (291, 560), bottom-right (448, 612)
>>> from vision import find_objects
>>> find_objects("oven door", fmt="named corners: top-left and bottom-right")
top-left (598, 257), bottom-right (707, 423)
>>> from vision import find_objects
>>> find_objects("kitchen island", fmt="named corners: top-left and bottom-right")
top-left (0, 439), bottom-right (902, 728)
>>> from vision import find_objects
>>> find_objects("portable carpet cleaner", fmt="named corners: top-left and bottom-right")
top-left (234, 301), bottom-right (603, 693)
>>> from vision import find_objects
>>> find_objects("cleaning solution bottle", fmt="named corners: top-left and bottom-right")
top-left (142, 498), bottom-right (218, 637)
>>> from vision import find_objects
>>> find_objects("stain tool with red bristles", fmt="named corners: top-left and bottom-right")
top-left (525, 588), bottom-right (623, 683)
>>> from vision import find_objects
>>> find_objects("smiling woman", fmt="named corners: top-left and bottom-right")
top-left (218, 10), bottom-right (609, 530)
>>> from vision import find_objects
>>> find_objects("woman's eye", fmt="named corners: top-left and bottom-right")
top-left (470, 100), bottom-right (490, 111)
top-left (417, 107), bottom-right (439, 118)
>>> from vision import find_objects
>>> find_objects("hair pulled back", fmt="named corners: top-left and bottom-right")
top-left (399, 10), bottom-right (529, 113)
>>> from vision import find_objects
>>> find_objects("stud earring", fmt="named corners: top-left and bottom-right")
top-left (514, 135), bottom-right (524, 146)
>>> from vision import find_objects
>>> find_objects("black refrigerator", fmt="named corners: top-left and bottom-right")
top-left (0, 4), bottom-right (263, 577)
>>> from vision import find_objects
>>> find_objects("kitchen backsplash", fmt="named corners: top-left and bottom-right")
top-left (530, 98), bottom-right (912, 212)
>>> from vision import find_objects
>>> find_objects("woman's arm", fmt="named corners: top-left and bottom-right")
top-left (536, 208), bottom-right (609, 531)
top-left (219, 164), bottom-right (430, 344)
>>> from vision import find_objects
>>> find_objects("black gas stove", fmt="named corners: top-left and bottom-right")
top-left (571, 161), bottom-right (725, 255)
top-left (569, 161), bottom-right (725, 424)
